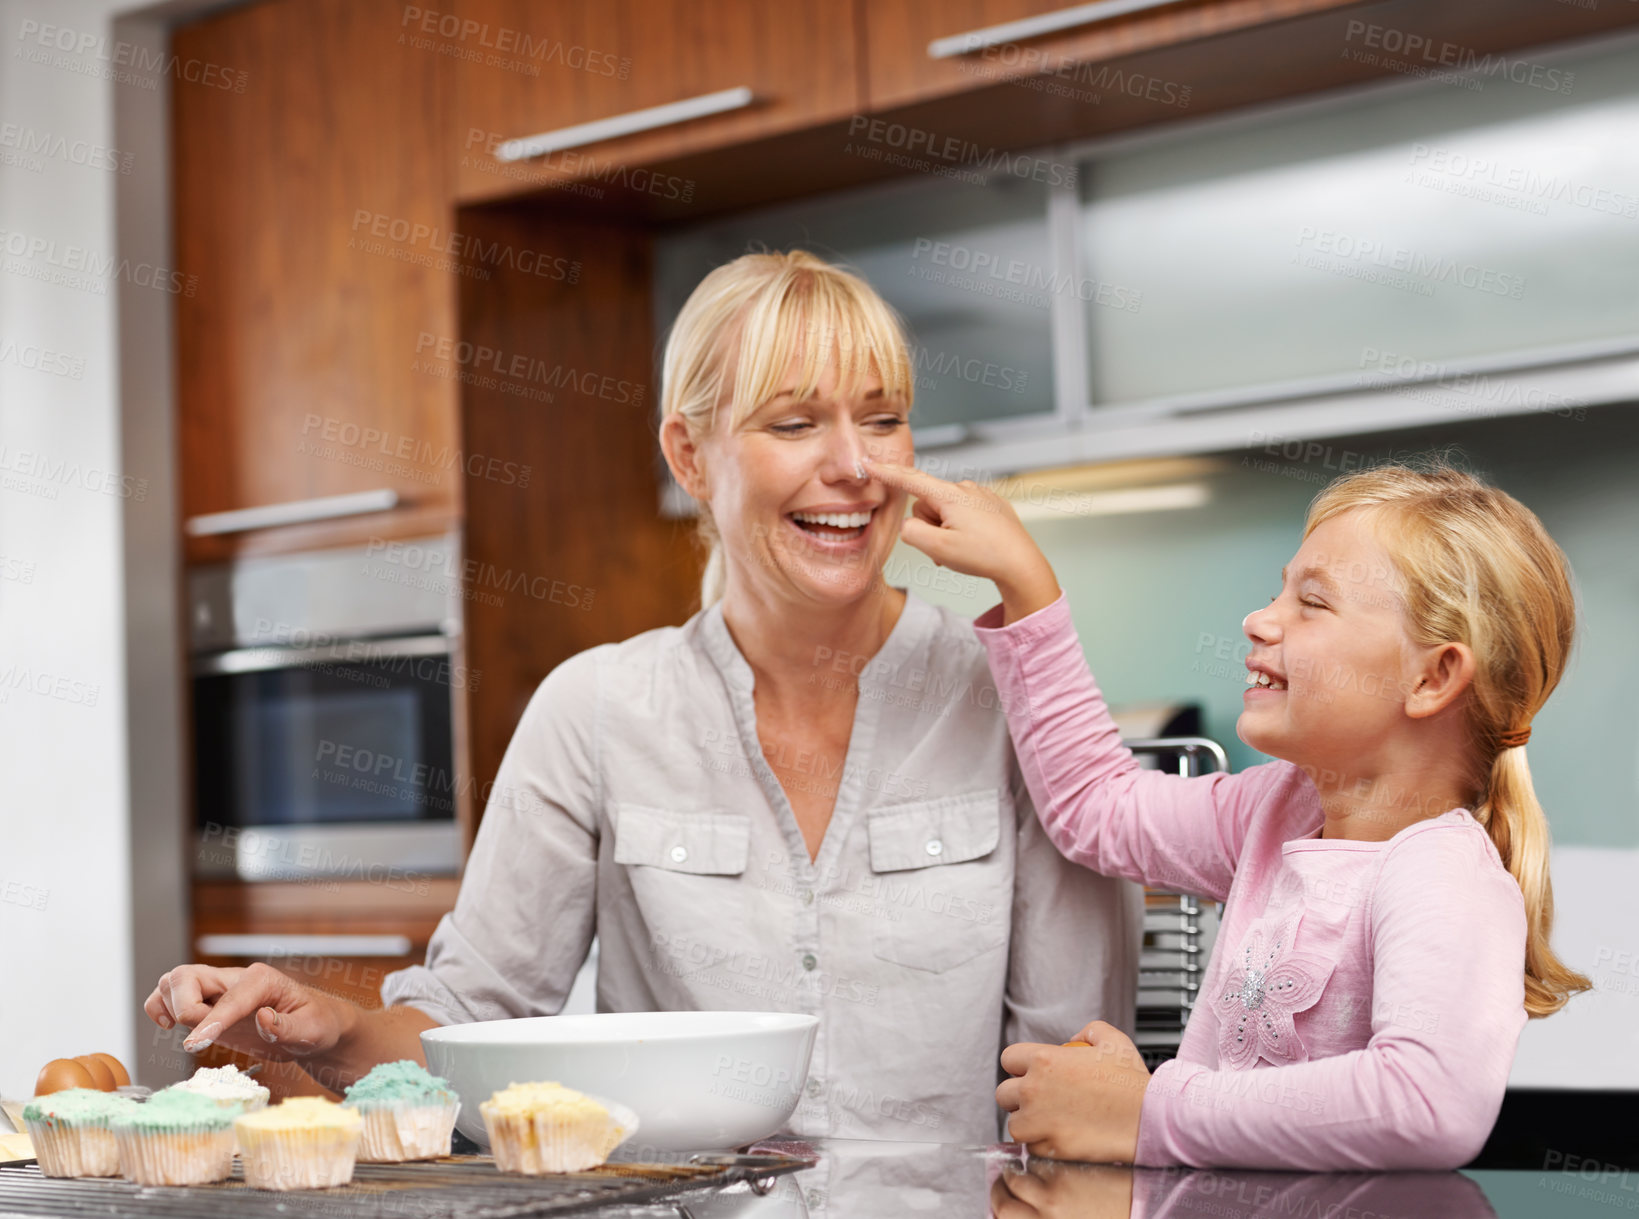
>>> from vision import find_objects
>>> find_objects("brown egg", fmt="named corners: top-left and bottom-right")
top-left (74, 1055), bottom-right (115, 1090)
top-left (90, 1053), bottom-right (130, 1088)
top-left (34, 1058), bottom-right (95, 1096)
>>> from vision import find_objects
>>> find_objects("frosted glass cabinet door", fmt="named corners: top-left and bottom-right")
top-left (654, 173), bottom-right (1056, 434)
top-left (1079, 40), bottom-right (1639, 407)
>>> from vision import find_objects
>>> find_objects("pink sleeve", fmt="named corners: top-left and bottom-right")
top-left (975, 594), bottom-right (1273, 903)
top-left (1136, 822), bottom-right (1528, 1170)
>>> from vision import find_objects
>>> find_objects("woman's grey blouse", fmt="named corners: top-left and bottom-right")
top-left (381, 593), bottom-right (1142, 1142)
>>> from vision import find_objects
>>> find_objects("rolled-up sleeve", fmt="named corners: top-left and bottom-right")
top-left (380, 653), bottom-right (601, 1025)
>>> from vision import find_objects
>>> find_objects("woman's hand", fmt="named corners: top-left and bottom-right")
top-left (863, 457), bottom-right (1060, 624)
top-left (997, 1021), bottom-right (1150, 1164)
top-left (145, 962), bottom-right (356, 1061)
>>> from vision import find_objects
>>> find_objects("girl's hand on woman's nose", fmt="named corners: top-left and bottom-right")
top-left (862, 457), bottom-right (1060, 624)
top-left (996, 1020), bottom-right (1150, 1165)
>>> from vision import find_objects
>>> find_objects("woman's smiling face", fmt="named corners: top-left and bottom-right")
top-left (699, 357), bottom-right (914, 609)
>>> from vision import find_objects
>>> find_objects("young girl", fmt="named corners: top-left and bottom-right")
top-left (865, 457), bottom-right (1591, 1170)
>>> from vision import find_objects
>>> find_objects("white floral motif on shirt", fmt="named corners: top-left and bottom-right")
top-left (1216, 912), bottom-right (1332, 1070)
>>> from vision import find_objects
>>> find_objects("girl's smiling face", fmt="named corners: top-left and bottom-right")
top-left (688, 358), bottom-right (914, 608)
top-left (1238, 510), bottom-right (1426, 776)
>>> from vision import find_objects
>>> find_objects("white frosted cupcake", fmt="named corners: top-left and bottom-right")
top-left (166, 1063), bottom-right (270, 1153)
top-left (480, 1082), bottom-right (636, 1174)
top-left (22, 1089), bottom-right (137, 1178)
top-left (234, 1097), bottom-right (361, 1190)
top-left (342, 1060), bottom-right (459, 1162)
top-left (110, 1089), bottom-right (235, 1185)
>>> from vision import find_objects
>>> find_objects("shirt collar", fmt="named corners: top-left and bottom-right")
top-left (698, 589), bottom-right (932, 694)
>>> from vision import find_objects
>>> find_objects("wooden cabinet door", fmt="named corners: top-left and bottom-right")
top-left (448, 0), bottom-right (860, 202)
top-left (863, 0), bottom-right (1364, 111)
top-left (174, 0), bottom-right (462, 560)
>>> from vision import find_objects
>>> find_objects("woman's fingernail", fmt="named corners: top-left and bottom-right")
top-left (855, 460), bottom-right (866, 479)
top-left (157, 1014), bottom-right (173, 1029)
top-left (258, 1010), bottom-right (278, 1042)
top-left (183, 1020), bottom-right (221, 1052)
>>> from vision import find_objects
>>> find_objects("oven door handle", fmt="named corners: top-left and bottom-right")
top-left (192, 633), bottom-right (453, 676)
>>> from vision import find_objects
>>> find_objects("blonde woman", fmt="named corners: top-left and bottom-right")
top-left (868, 458), bottom-right (1591, 1167)
top-left (145, 251), bottom-right (1142, 1142)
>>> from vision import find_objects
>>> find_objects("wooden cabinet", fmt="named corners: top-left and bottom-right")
top-left (174, 0), bottom-right (461, 561)
top-left (447, 0), bottom-right (860, 202)
top-left (861, 0), bottom-right (1367, 111)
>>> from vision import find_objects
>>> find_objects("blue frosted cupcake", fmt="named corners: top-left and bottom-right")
top-left (23, 1089), bottom-right (138, 1178)
top-left (343, 1060), bottom-right (459, 1162)
top-left (110, 1088), bottom-right (235, 1185)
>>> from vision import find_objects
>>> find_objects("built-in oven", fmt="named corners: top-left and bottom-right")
top-left (188, 535), bottom-right (467, 883)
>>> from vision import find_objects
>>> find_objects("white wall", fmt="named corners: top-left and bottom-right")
top-left (0, 0), bottom-right (193, 1097)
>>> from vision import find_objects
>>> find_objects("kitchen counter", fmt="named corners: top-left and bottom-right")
top-left (697, 1138), bottom-right (1625, 1218)
top-left (0, 1138), bottom-right (1622, 1217)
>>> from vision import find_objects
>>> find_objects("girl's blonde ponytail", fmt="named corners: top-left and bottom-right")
top-left (1478, 747), bottom-right (1589, 1016)
top-left (1307, 463), bottom-right (1591, 1018)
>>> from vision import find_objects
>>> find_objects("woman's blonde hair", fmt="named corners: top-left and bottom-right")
top-left (660, 250), bottom-right (914, 606)
top-left (1306, 462), bottom-right (1590, 1018)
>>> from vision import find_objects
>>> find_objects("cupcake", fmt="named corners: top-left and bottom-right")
top-left (165, 1063), bottom-right (270, 1154)
top-left (480, 1082), bottom-right (636, 1174)
top-left (342, 1060), bottom-right (459, 1162)
top-left (234, 1097), bottom-right (361, 1190)
top-left (23, 1088), bottom-right (138, 1178)
top-left (110, 1088), bottom-right (236, 1185)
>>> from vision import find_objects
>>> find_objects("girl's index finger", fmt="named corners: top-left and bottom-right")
top-left (861, 456), bottom-right (965, 502)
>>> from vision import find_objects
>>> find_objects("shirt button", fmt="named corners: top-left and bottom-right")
top-left (805, 1188), bottom-right (825, 1209)
top-left (800, 889), bottom-right (814, 905)
top-left (806, 1078), bottom-right (822, 1098)
top-left (669, 845), bottom-right (688, 864)
top-left (801, 953), bottom-right (817, 971)
top-left (925, 839), bottom-right (943, 857)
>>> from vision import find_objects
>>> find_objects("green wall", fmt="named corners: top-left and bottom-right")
top-left (894, 406), bottom-right (1639, 848)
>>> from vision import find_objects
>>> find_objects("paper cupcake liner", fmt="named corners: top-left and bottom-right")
top-left (356, 1100), bottom-right (459, 1162)
top-left (26, 1121), bottom-right (119, 1178)
top-left (235, 1122), bottom-right (360, 1190)
top-left (480, 1097), bottom-right (637, 1175)
top-left (114, 1127), bottom-right (235, 1186)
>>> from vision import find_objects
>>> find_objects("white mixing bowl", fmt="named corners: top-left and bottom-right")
top-left (421, 1010), bottom-right (820, 1153)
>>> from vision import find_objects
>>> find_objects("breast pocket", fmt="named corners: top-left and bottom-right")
top-left (867, 790), bottom-right (1010, 974)
top-left (613, 805), bottom-right (750, 932)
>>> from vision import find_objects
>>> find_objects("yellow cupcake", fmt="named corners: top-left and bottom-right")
top-left (234, 1097), bottom-right (362, 1190)
top-left (479, 1082), bottom-right (633, 1174)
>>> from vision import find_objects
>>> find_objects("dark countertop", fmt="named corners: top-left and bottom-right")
top-left (700, 1138), bottom-right (1636, 1218)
